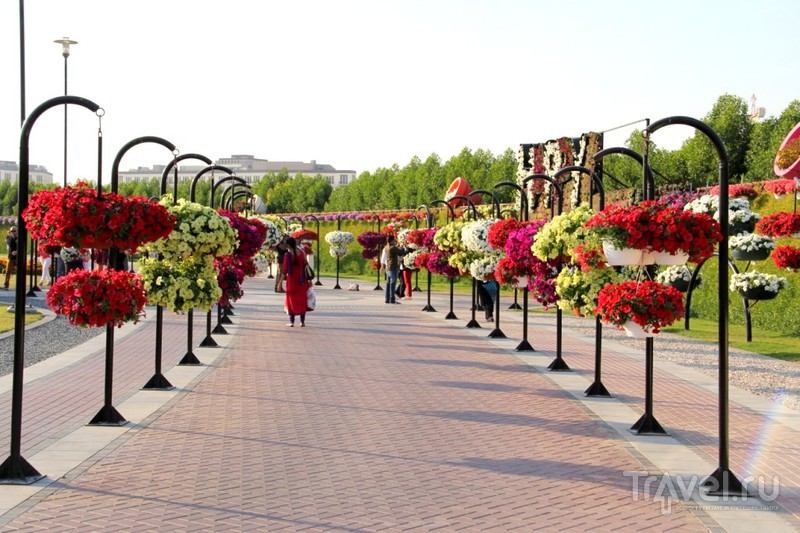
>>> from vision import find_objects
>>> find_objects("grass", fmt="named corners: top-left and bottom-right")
top-left (0, 309), bottom-right (44, 333)
top-left (662, 317), bottom-right (800, 362)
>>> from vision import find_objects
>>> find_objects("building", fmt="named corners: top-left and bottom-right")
top-left (118, 155), bottom-right (357, 188)
top-left (0, 161), bottom-right (54, 185)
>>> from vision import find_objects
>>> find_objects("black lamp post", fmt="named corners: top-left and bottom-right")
top-left (469, 190), bottom-right (505, 339)
top-left (494, 180), bottom-right (533, 350)
top-left (646, 116), bottom-right (746, 496)
top-left (428, 201), bottom-right (457, 318)
top-left (333, 215), bottom-right (343, 290)
top-left (373, 217), bottom-right (383, 291)
top-left (54, 37), bottom-right (77, 188)
top-left (522, 174), bottom-right (569, 370)
top-left (0, 95), bottom-right (99, 484)
top-left (447, 195), bottom-right (480, 327)
top-left (217, 181), bottom-right (252, 322)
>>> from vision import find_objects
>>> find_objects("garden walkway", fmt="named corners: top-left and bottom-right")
top-left (0, 273), bottom-right (798, 531)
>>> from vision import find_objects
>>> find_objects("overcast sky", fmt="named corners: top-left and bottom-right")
top-left (1, 0), bottom-right (798, 185)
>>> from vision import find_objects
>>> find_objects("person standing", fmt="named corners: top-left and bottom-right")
top-left (275, 236), bottom-right (289, 293)
top-left (400, 248), bottom-right (414, 300)
top-left (381, 235), bottom-right (401, 304)
top-left (3, 226), bottom-right (18, 289)
top-left (38, 243), bottom-right (52, 287)
top-left (282, 236), bottom-right (310, 327)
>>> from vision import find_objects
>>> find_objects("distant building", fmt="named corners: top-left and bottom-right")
top-left (0, 161), bottom-right (54, 185)
top-left (118, 155), bottom-right (357, 188)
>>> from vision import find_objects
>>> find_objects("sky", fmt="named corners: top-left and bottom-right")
top-left (1, 0), bottom-right (799, 185)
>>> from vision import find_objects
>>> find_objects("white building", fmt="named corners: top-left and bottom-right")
top-left (0, 161), bottom-right (54, 185)
top-left (118, 155), bottom-right (357, 188)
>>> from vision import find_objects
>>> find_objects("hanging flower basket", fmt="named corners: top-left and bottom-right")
top-left (773, 245), bottom-right (800, 272)
top-left (621, 321), bottom-right (656, 338)
top-left (138, 255), bottom-right (222, 312)
top-left (45, 269), bottom-right (147, 328)
top-left (656, 265), bottom-right (701, 293)
top-left (595, 280), bottom-right (684, 335)
top-left (774, 122), bottom-right (800, 181)
top-left (730, 271), bottom-right (787, 301)
top-left (602, 242), bottom-right (643, 266)
top-left (143, 197), bottom-right (238, 259)
top-left (729, 233), bottom-right (775, 262)
top-left (738, 286), bottom-right (779, 301)
top-left (648, 250), bottom-right (689, 266)
top-left (755, 212), bottom-right (800, 238)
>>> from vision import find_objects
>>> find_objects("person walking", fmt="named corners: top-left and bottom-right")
top-left (282, 236), bottom-right (310, 327)
top-left (38, 243), bottom-right (52, 287)
top-left (3, 226), bottom-right (18, 289)
top-left (380, 235), bottom-right (402, 304)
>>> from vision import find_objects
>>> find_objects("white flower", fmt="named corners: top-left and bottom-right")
top-left (324, 231), bottom-right (355, 246)
top-left (469, 254), bottom-right (501, 281)
top-left (730, 271), bottom-right (788, 293)
top-left (729, 233), bottom-right (775, 253)
top-left (461, 219), bottom-right (498, 253)
top-left (656, 265), bottom-right (694, 284)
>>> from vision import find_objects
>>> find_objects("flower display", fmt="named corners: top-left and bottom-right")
top-left (730, 271), bottom-right (788, 296)
top-left (144, 197), bottom-right (238, 259)
top-left (406, 228), bottom-right (437, 250)
top-left (424, 250), bottom-right (460, 278)
top-left (403, 250), bottom-right (422, 270)
top-left (584, 204), bottom-right (654, 250)
top-left (776, 138), bottom-right (800, 170)
top-left (448, 251), bottom-right (483, 274)
top-left (595, 281), bottom-right (684, 335)
top-left (504, 221), bottom-right (545, 264)
top-left (655, 265), bottom-right (701, 292)
top-left (707, 184), bottom-right (759, 200)
top-left (253, 250), bottom-right (274, 273)
top-left (532, 205), bottom-right (594, 260)
top-left (23, 182), bottom-right (175, 252)
top-left (396, 228), bottom-right (410, 247)
top-left (494, 257), bottom-right (529, 288)
top-left (357, 231), bottom-right (387, 259)
top-left (292, 229), bottom-right (319, 241)
top-left (773, 245), bottom-right (800, 272)
top-left (650, 206), bottom-right (722, 262)
top-left (555, 265), bottom-right (625, 317)
top-left (253, 216), bottom-right (283, 249)
top-left (763, 180), bottom-right (797, 198)
top-left (214, 255), bottom-right (246, 306)
top-left (468, 254), bottom-right (501, 281)
top-left (324, 231), bottom-right (355, 246)
top-left (46, 269), bottom-right (147, 328)
top-left (433, 221), bottom-right (467, 252)
top-left (218, 209), bottom-right (267, 258)
top-left (461, 219), bottom-right (499, 253)
top-left (684, 195), bottom-right (759, 235)
top-left (729, 233), bottom-right (775, 260)
top-left (138, 255), bottom-right (222, 312)
top-left (528, 258), bottom-right (562, 308)
top-left (487, 219), bottom-right (524, 251)
top-left (755, 212), bottom-right (800, 238)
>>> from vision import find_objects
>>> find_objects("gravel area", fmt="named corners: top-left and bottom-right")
top-left (1, 292), bottom-right (798, 413)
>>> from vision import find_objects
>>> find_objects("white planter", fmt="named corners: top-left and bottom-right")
top-left (602, 242), bottom-right (643, 266)
top-left (512, 275), bottom-right (529, 290)
top-left (622, 321), bottom-right (656, 338)
top-left (640, 250), bottom-right (656, 266)
top-left (650, 250), bottom-right (689, 266)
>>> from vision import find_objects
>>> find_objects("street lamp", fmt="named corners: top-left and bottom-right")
top-left (54, 37), bottom-right (77, 187)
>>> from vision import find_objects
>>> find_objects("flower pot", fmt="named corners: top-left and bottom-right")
top-left (738, 287), bottom-right (779, 301)
top-left (650, 250), bottom-right (689, 266)
top-left (668, 278), bottom-right (690, 292)
top-left (730, 220), bottom-right (756, 236)
top-left (512, 275), bottom-right (529, 290)
top-left (731, 248), bottom-right (771, 262)
top-left (774, 122), bottom-right (800, 181)
top-left (602, 242), bottom-right (642, 266)
top-left (622, 321), bottom-right (656, 338)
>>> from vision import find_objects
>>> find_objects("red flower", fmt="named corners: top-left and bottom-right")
top-left (595, 281), bottom-right (684, 334)
top-left (708, 183), bottom-right (759, 199)
top-left (217, 209), bottom-right (266, 258)
top-left (756, 212), bottom-right (800, 238)
top-left (773, 245), bottom-right (800, 272)
top-left (356, 231), bottom-right (387, 259)
top-left (45, 269), bottom-right (147, 328)
top-left (763, 179), bottom-right (797, 197)
top-left (214, 255), bottom-right (246, 306)
top-left (487, 219), bottom-right (524, 251)
top-left (292, 229), bottom-right (319, 241)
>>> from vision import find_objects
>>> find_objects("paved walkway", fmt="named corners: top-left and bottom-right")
top-left (0, 274), bottom-right (797, 531)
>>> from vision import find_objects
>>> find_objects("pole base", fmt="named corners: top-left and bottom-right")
top-left (212, 324), bottom-right (228, 335)
top-left (373, 285), bottom-right (382, 291)
top-left (267, 274), bottom-right (274, 279)
top-left (444, 311), bottom-right (458, 320)
top-left (515, 340), bottom-right (534, 352)
top-left (178, 352), bottom-right (202, 365)
top-left (33, 285), bottom-right (41, 292)
top-left (220, 314), bottom-right (233, 325)
top-left (488, 328), bottom-right (506, 338)
top-left (142, 372), bottom-right (174, 390)
top-left (584, 381), bottom-right (612, 397)
top-left (413, 287), bottom-right (421, 292)
top-left (702, 467), bottom-right (750, 496)
top-left (508, 303), bottom-right (522, 310)
top-left (88, 404), bottom-right (128, 426)
top-left (0, 455), bottom-right (44, 485)
top-left (421, 305), bottom-right (436, 312)
top-left (199, 335), bottom-right (219, 347)
top-left (629, 413), bottom-right (668, 435)
top-left (465, 319), bottom-right (481, 329)
top-left (224, 307), bottom-right (235, 316)
top-left (333, 284), bottom-right (342, 290)
top-left (315, 280), bottom-right (322, 286)
top-left (25, 289), bottom-right (37, 297)
top-left (547, 357), bottom-right (571, 372)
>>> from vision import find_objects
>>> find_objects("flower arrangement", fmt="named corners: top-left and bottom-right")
top-left (425, 250), bottom-right (460, 278)
top-left (595, 281), bottom-right (684, 335)
top-left (571, 244), bottom-right (606, 271)
top-left (144, 197), bottom-right (237, 259)
top-left (773, 245), bottom-right (800, 272)
top-left (730, 271), bottom-right (788, 297)
top-left (494, 257), bottom-right (530, 288)
top-left (685, 195), bottom-right (759, 235)
top-left (461, 219), bottom-right (499, 253)
top-left (487, 219), bottom-right (524, 251)
top-left (396, 228), bottom-right (410, 247)
top-left (433, 221), bottom-right (467, 252)
top-left (214, 255), bottom-right (246, 306)
top-left (555, 265), bottom-right (625, 316)
top-left (776, 138), bottom-right (800, 170)
top-left (528, 258), bottom-right (562, 308)
top-left (253, 250), bottom-right (273, 273)
top-left (218, 209), bottom-right (266, 258)
top-left (655, 265), bottom-right (701, 292)
top-left (532, 205), bottom-right (594, 261)
top-left (448, 251), bottom-right (483, 274)
top-left (762, 179), bottom-right (797, 198)
top-left (292, 229), bottom-right (318, 241)
top-left (468, 254), bottom-right (501, 281)
top-left (356, 231), bottom-right (387, 259)
top-left (650, 207), bottom-right (722, 262)
top-left (23, 182), bottom-right (175, 252)
top-left (707, 183), bottom-right (759, 200)
top-left (504, 221), bottom-right (545, 264)
top-left (583, 204), bottom-right (654, 250)
top-left (253, 216), bottom-right (283, 249)
top-left (138, 255), bottom-right (222, 312)
top-left (755, 212), bottom-right (800, 238)
top-left (46, 269), bottom-right (147, 328)
top-left (654, 189), bottom-right (696, 209)
top-left (406, 228), bottom-right (437, 250)
top-left (324, 230), bottom-right (355, 257)
top-left (729, 233), bottom-right (775, 255)
top-left (401, 250), bottom-right (420, 270)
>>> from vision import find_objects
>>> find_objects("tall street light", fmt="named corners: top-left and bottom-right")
top-left (54, 37), bottom-right (77, 187)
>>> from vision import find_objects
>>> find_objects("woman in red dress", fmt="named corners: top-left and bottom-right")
top-left (282, 237), bottom-right (310, 327)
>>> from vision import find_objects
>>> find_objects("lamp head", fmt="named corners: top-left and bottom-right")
top-left (54, 37), bottom-right (78, 58)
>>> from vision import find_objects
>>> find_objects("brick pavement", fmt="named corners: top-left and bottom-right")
top-left (0, 275), bottom-right (797, 531)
